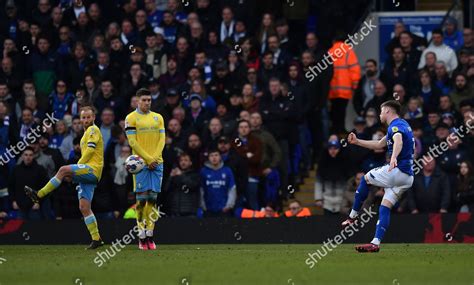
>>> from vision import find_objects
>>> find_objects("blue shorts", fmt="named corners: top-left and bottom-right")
top-left (71, 164), bottom-right (98, 201)
top-left (134, 163), bottom-right (163, 194)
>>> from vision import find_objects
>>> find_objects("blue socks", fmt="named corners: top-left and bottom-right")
top-left (350, 176), bottom-right (369, 218)
top-left (372, 205), bottom-right (391, 245)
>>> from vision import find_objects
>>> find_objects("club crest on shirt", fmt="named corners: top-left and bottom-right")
top-left (153, 116), bottom-right (159, 121)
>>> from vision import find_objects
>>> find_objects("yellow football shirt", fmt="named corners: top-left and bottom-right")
top-left (125, 109), bottom-right (166, 164)
top-left (77, 124), bottom-right (104, 180)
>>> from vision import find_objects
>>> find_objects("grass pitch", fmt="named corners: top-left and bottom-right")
top-left (0, 244), bottom-right (473, 285)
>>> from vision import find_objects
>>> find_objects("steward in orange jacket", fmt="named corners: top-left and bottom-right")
top-left (240, 206), bottom-right (279, 218)
top-left (328, 41), bottom-right (361, 100)
top-left (327, 36), bottom-right (361, 134)
top-left (285, 200), bottom-right (312, 217)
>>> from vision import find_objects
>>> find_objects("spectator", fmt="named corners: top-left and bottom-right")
top-left (201, 117), bottom-right (223, 150)
top-left (284, 200), bottom-right (311, 217)
top-left (49, 80), bottom-right (74, 120)
top-left (404, 97), bottom-right (423, 125)
top-left (145, 32), bottom-right (168, 80)
top-left (365, 80), bottom-right (389, 115)
top-left (219, 6), bottom-right (236, 43)
top-left (418, 29), bottom-right (458, 74)
top-left (18, 108), bottom-right (38, 141)
top-left (398, 31), bottom-right (422, 77)
top-left (94, 79), bottom-right (125, 119)
top-left (408, 156), bottom-right (450, 213)
top-left (260, 78), bottom-right (295, 194)
top-left (184, 94), bottom-right (211, 134)
top-left (443, 17), bottom-right (464, 51)
top-left (232, 120), bottom-right (263, 210)
top-left (60, 116), bottom-right (82, 160)
top-left (460, 28), bottom-right (473, 53)
top-left (92, 50), bottom-right (120, 88)
top-left (416, 69), bottom-right (442, 112)
top-left (381, 46), bottom-right (410, 91)
top-left (434, 61), bottom-right (452, 95)
top-left (9, 147), bottom-right (48, 220)
top-left (249, 112), bottom-right (281, 171)
top-left (185, 133), bottom-right (206, 170)
top-left (24, 94), bottom-right (45, 123)
top-left (217, 136), bottom-right (248, 206)
top-left (49, 120), bottom-right (68, 150)
top-left (165, 152), bottom-right (200, 217)
top-left (38, 134), bottom-right (64, 172)
top-left (200, 149), bottom-right (236, 217)
top-left (450, 74), bottom-right (473, 109)
top-left (354, 59), bottom-right (380, 116)
top-left (112, 144), bottom-right (132, 215)
top-left (315, 139), bottom-right (350, 214)
top-left (455, 161), bottom-right (474, 212)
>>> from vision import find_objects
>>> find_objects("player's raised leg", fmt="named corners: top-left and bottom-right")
top-left (24, 165), bottom-right (73, 203)
top-left (341, 173), bottom-right (371, 227)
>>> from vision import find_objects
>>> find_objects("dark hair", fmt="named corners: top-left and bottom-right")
top-left (381, 100), bottom-right (402, 115)
top-left (136, 88), bottom-right (151, 97)
top-left (432, 28), bottom-right (443, 36)
top-left (366, 59), bottom-right (377, 66)
top-left (23, 146), bottom-right (34, 153)
top-left (178, 152), bottom-right (191, 161)
top-left (262, 50), bottom-right (273, 58)
top-left (208, 148), bottom-right (220, 155)
top-left (73, 136), bottom-right (81, 145)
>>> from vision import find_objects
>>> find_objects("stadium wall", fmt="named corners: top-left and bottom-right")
top-left (0, 214), bottom-right (473, 245)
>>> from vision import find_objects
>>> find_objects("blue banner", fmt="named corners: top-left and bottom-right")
top-left (378, 14), bottom-right (444, 65)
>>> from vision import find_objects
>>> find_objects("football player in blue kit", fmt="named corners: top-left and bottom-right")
top-left (343, 100), bottom-right (415, 252)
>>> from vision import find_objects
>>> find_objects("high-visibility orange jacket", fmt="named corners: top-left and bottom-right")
top-left (284, 207), bottom-right (312, 217)
top-left (241, 208), bottom-right (279, 218)
top-left (328, 41), bottom-right (361, 100)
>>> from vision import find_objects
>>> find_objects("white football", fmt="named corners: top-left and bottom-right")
top-left (125, 155), bottom-right (145, 174)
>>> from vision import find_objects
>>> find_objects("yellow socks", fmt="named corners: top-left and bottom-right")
top-left (37, 176), bottom-right (62, 198)
top-left (144, 202), bottom-right (157, 232)
top-left (136, 201), bottom-right (146, 238)
top-left (84, 214), bottom-right (101, 241)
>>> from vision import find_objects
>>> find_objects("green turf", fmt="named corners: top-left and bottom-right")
top-left (0, 244), bottom-right (473, 285)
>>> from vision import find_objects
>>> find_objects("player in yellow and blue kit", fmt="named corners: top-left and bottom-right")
top-left (25, 106), bottom-right (105, 249)
top-left (125, 88), bottom-right (165, 250)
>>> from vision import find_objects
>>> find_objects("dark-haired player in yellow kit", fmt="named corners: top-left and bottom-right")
top-left (125, 88), bottom-right (165, 250)
top-left (25, 106), bottom-right (105, 249)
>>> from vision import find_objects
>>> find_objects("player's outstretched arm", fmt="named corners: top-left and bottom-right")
top-left (348, 132), bottom-right (386, 150)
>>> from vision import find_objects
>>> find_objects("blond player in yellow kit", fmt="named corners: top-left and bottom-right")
top-left (25, 106), bottom-right (104, 249)
top-left (125, 88), bottom-right (165, 250)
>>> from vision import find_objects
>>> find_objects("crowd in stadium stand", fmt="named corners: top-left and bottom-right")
top-left (0, 0), bottom-right (473, 220)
